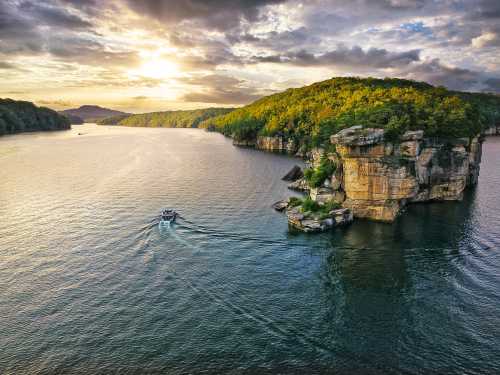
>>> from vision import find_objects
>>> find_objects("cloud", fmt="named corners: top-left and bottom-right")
top-left (182, 90), bottom-right (262, 105)
top-left (46, 36), bottom-right (141, 67)
top-left (472, 32), bottom-right (500, 48)
top-left (0, 61), bottom-right (18, 69)
top-left (37, 99), bottom-right (73, 107)
top-left (19, 1), bottom-right (92, 29)
top-left (123, 0), bottom-right (287, 31)
top-left (399, 58), bottom-right (500, 93)
top-left (179, 74), bottom-right (263, 104)
top-left (1, 0), bottom-right (500, 108)
top-left (253, 45), bottom-right (421, 70)
top-left (467, 0), bottom-right (500, 20)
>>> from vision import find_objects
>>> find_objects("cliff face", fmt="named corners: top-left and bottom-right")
top-left (255, 136), bottom-right (298, 154)
top-left (327, 126), bottom-right (482, 222)
top-left (484, 125), bottom-right (500, 136)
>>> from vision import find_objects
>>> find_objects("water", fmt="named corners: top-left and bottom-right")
top-left (1, 124), bottom-right (499, 374)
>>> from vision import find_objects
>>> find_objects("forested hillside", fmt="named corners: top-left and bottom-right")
top-left (0, 99), bottom-right (71, 136)
top-left (200, 77), bottom-right (500, 148)
top-left (97, 108), bottom-right (234, 128)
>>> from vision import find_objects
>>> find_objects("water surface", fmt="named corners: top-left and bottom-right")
top-left (1, 125), bottom-right (499, 374)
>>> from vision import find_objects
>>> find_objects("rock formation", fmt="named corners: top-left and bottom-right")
top-left (282, 165), bottom-right (303, 181)
top-left (272, 198), bottom-right (353, 232)
top-left (275, 125), bottom-right (483, 231)
top-left (329, 126), bottom-right (482, 222)
top-left (484, 125), bottom-right (500, 136)
top-left (287, 206), bottom-right (353, 233)
top-left (255, 136), bottom-right (297, 153)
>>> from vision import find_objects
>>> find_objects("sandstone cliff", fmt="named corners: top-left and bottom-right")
top-left (484, 125), bottom-right (500, 136)
top-left (327, 126), bottom-right (482, 222)
top-left (276, 126), bottom-right (483, 230)
top-left (255, 136), bottom-right (298, 154)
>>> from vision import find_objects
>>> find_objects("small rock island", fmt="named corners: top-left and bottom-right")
top-left (274, 126), bottom-right (483, 232)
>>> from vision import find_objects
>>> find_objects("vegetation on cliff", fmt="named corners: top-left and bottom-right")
top-left (303, 156), bottom-right (337, 188)
top-left (200, 77), bottom-right (500, 148)
top-left (0, 99), bottom-right (70, 136)
top-left (97, 108), bottom-right (234, 128)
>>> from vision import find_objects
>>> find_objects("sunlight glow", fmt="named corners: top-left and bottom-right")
top-left (133, 59), bottom-right (180, 79)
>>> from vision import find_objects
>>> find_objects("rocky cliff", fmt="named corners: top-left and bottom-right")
top-left (276, 126), bottom-right (483, 230)
top-left (327, 126), bottom-right (482, 222)
top-left (484, 125), bottom-right (500, 136)
top-left (255, 136), bottom-right (298, 154)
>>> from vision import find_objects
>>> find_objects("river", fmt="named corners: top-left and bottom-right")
top-left (1, 124), bottom-right (499, 374)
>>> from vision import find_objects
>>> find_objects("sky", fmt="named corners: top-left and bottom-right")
top-left (1, 0), bottom-right (499, 113)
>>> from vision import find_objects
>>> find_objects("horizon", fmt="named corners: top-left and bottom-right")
top-left (1, 0), bottom-right (499, 113)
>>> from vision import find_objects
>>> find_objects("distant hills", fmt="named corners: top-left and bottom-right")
top-left (0, 98), bottom-right (70, 136)
top-left (97, 108), bottom-right (234, 128)
top-left (60, 105), bottom-right (130, 123)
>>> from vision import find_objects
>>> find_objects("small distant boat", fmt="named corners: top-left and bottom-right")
top-left (160, 209), bottom-right (177, 226)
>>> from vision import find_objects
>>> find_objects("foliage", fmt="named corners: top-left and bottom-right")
top-left (0, 98), bottom-right (70, 136)
top-left (96, 114), bottom-right (129, 125)
top-left (301, 197), bottom-right (321, 212)
top-left (303, 156), bottom-right (336, 188)
top-left (199, 77), bottom-right (500, 148)
top-left (299, 197), bottom-right (341, 217)
top-left (97, 108), bottom-right (234, 128)
top-left (288, 197), bottom-right (303, 207)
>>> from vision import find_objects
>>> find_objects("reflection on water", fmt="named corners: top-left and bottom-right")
top-left (0, 125), bottom-right (499, 374)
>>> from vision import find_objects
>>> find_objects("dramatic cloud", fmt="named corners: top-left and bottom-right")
top-left (19, 1), bottom-right (92, 29)
top-left (472, 32), bottom-right (500, 48)
top-left (179, 74), bottom-right (264, 104)
top-left (1, 0), bottom-right (499, 110)
top-left (0, 62), bottom-right (18, 69)
top-left (124, 0), bottom-right (287, 31)
top-left (254, 46), bottom-right (421, 70)
top-left (400, 59), bottom-right (481, 90)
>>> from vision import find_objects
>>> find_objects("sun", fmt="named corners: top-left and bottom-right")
top-left (134, 59), bottom-right (179, 79)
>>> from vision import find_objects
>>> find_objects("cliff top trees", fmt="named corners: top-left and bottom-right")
top-left (200, 77), bottom-right (500, 148)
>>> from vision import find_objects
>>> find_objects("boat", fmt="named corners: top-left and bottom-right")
top-left (160, 209), bottom-right (177, 225)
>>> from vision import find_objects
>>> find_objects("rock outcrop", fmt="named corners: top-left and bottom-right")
top-left (286, 206), bottom-right (353, 233)
top-left (256, 136), bottom-right (297, 153)
top-left (273, 125), bottom-right (484, 231)
top-left (287, 178), bottom-right (310, 192)
top-left (232, 139), bottom-right (255, 147)
top-left (329, 126), bottom-right (482, 222)
top-left (282, 165), bottom-right (303, 181)
top-left (484, 125), bottom-right (500, 136)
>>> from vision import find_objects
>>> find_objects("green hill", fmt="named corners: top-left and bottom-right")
top-left (0, 99), bottom-right (71, 136)
top-left (200, 77), bottom-right (500, 148)
top-left (97, 108), bottom-right (234, 128)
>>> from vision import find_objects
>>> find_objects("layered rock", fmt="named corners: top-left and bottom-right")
top-left (256, 136), bottom-right (297, 153)
top-left (329, 126), bottom-right (482, 222)
top-left (286, 206), bottom-right (353, 233)
top-left (232, 139), bottom-right (255, 147)
top-left (287, 178), bottom-right (310, 192)
top-left (484, 125), bottom-right (500, 136)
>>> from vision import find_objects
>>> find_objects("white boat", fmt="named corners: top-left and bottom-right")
top-left (160, 209), bottom-right (177, 225)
